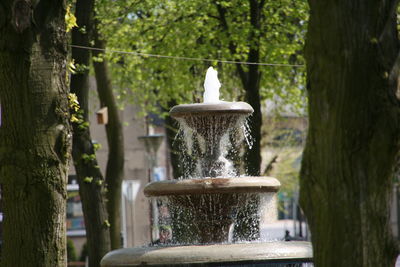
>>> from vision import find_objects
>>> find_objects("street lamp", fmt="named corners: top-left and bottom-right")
top-left (138, 133), bottom-right (165, 242)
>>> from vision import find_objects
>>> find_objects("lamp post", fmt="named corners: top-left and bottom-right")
top-left (138, 133), bottom-right (165, 242)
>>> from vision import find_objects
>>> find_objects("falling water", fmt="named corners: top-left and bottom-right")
top-left (164, 193), bottom-right (259, 245)
top-left (242, 117), bottom-right (254, 149)
top-left (175, 113), bottom-right (252, 178)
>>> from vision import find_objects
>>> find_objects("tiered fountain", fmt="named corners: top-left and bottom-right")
top-left (101, 67), bottom-right (312, 266)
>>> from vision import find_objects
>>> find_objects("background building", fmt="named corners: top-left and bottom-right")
top-left (67, 81), bottom-right (170, 256)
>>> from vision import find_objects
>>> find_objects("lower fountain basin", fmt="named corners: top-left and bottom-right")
top-left (144, 177), bottom-right (281, 244)
top-left (101, 241), bottom-right (313, 266)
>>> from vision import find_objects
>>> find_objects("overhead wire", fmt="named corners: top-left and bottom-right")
top-left (70, 44), bottom-right (305, 68)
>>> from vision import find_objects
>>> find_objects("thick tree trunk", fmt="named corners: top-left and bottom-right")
top-left (300, 1), bottom-right (400, 266)
top-left (71, 0), bottom-right (111, 265)
top-left (0, 1), bottom-right (70, 266)
top-left (93, 23), bottom-right (125, 250)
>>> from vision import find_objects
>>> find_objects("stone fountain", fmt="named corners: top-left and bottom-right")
top-left (101, 67), bottom-right (312, 266)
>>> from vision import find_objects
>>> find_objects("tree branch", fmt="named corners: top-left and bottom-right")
top-left (213, 1), bottom-right (247, 84)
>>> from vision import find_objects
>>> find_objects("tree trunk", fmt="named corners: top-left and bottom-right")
top-left (300, 1), bottom-right (400, 266)
top-left (165, 104), bottom-right (183, 179)
top-left (0, 1), bottom-right (70, 266)
top-left (93, 22), bottom-right (125, 250)
top-left (71, 0), bottom-right (111, 265)
top-left (242, 0), bottom-right (263, 177)
top-left (214, 0), bottom-right (263, 176)
top-left (242, 56), bottom-right (262, 177)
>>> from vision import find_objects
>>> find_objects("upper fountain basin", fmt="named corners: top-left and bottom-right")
top-left (170, 101), bottom-right (253, 118)
top-left (144, 177), bottom-right (280, 197)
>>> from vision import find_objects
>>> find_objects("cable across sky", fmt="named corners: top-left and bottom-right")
top-left (70, 44), bottom-right (305, 68)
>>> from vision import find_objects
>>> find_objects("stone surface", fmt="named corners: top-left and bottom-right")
top-left (101, 241), bottom-right (312, 266)
top-left (169, 102), bottom-right (254, 118)
top-left (144, 177), bottom-right (281, 196)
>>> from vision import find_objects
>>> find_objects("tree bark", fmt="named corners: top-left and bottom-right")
top-left (70, 0), bottom-right (111, 265)
top-left (93, 21), bottom-right (125, 250)
top-left (0, 1), bottom-right (70, 266)
top-left (300, 1), bottom-right (400, 266)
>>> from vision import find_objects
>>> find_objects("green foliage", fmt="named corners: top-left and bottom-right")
top-left (83, 176), bottom-right (94, 183)
top-left (93, 142), bottom-right (102, 151)
top-left (78, 121), bottom-right (90, 130)
top-left (82, 153), bottom-right (96, 163)
top-left (95, 0), bottom-right (308, 115)
top-left (68, 60), bottom-right (77, 74)
top-left (68, 93), bottom-right (90, 129)
top-left (66, 239), bottom-right (77, 262)
top-left (262, 117), bottom-right (305, 197)
top-left (79, 242), bottom-right (88, 262)
top-left (65, 4), bottom-right (78, 32)
top-left (103, 220), bottom-right (111, 228)
top-left (74, 63), bottom-right (90, 74)
top-left (68, 93), bottom-right (80, 112)
top-left (269, 148), bottom-right (302, 197)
